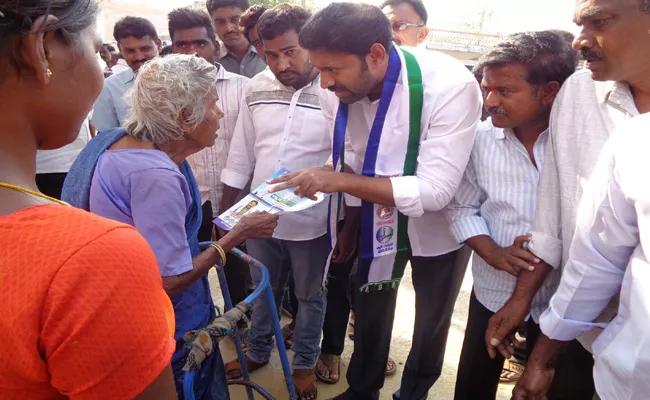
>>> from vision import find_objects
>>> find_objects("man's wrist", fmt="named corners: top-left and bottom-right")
top-left (334, 171), bottom-right (352, 194)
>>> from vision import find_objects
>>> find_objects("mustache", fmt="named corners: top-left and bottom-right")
top-left (327, 85), bottom-right (351, 93)
top-left (279, 70), bottom-right (300, 76)
top-left (578, 49), bottom-right (604, 61)
top-left (488, 107), bottom-right (508, 116)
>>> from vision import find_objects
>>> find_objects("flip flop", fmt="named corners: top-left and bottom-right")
top-left (385, 357), bottom-right (397, 376)
top-left (500, 359), bottom-right (525, 383)
top-left (316, 353), bottom-right (341, 384)
top-left (225, 355), bottom-right (268, 380)
top-left (293, 370), bottom-right (318, 400)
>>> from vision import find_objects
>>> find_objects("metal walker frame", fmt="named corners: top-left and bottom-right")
top-left (184, 246), bottom-right (297, 400)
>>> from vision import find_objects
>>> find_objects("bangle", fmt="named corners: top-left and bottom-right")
top-left (210, 243), bottom-right (227, 268)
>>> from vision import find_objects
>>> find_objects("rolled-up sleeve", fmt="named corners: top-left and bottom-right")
top-left (445, 156), bottom-right (489, 243)
top-left (391, 80), bottom-right (482, 218)
top-left (221, 93), bottom-right (256, 190)
top-left (528, 98), bottom-right (564, 268)
top-left (540, 140), bottom-right (634, 341)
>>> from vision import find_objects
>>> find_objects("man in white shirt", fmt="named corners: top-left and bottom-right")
top-left (168, 7), bottom-right (252, 306)
top-left (219, 5), bottom-right (331, 398)
top-left (271, 4), bottom-right (483, 399)
top-left (486, 0), bottom-right (650, 398)
top-left (381, 0), bottom-right (429, 48)
top-left (91, 17), bottom-right (161, 132)
top-left (447, 31), bottom-right (577, 400)
top-left (36, 120), bottom-right (91, 199)
top-left (513, 114), bottom-right (650, 400)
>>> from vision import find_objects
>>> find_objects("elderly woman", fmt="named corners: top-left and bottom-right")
top-left (62, 54), bottom-right (277, 400)
top-left (0, 0), bottom-right (180, 398)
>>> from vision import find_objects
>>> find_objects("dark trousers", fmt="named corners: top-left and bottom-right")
top-left (320, 256), bottom-right (356, 356)
top-left (198, 201), bottom-right (251, 305)
top-left (36, 173), bottom-right (67, 200)
top-left (341, 245), bottom-right (471, 400)
top-left (454, 290), bottom-right (595, 400)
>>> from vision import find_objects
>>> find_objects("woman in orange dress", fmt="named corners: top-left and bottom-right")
top-left (0, 1), bottom-right (178, 398)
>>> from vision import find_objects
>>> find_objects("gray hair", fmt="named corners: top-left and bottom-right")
top-left (124, 54), bottom-right (218, 145)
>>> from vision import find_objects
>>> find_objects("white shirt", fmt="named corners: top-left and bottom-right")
top-left (221, 70), bottom-right (331, 241)
top-left (447, 120), bottom-right (556, 320)
top-left (111, 59), bottom-right (130, 75)
top-left (319, 48), bottom-right (483, 257)
top-left (36, 120), bottom-right (91, 174)
top-left (539, 114), bottom-right (650, 400)
top-left (527, 69), bottom-right (639, 348)
top-left (187, 66), bottom-right (248, 213)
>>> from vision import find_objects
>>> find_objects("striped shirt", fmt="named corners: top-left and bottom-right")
top-left (446, 119), bottom-right (555, 321)
top-left (187, 65), bottom-right (249, 214)
top-left (221, 70), bottom-right (331, 241)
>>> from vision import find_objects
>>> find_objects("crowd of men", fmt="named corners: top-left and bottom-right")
top-left (34, 0), bottom-right (650, 398)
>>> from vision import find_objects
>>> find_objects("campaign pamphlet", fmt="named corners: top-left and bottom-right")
top-left (215, 168), bottom-right (327, 231)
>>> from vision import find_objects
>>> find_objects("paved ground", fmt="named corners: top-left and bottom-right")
top-left (209, 258), bottom-right (514, 399)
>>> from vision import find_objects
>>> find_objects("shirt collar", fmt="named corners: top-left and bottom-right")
top-left (596, 79), bottom-right (638, 115)
top-left (215, 62), bottom-right (233, 81)
top-left (495, 124), bottom-right (549, 142)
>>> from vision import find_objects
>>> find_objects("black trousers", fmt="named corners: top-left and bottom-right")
top-left (36, 173), bottom-right (68, 200)
top-left (198, 201), bottom-right (251, 305)
top-left (320, 255), bottom-right (356, 356)
top-left (340, 245), bottom-right (472, 400)
top-left (454, 290), bottom-right (595, 400)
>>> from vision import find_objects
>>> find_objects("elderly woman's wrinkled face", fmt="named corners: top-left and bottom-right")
top-left (186, 92), bottom-right (224, 148)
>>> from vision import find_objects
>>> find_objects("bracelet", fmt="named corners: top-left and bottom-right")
top-left (210, 243), bottom-right (227, 268)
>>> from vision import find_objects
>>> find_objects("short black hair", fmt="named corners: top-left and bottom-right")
top-left (239, 5), bottom-right (268, 40)
top-left (258, 4), bottom-right (312, 41)
top-left (300, 3), bottom-right (393, 57)
top-left (206, 0), bottom-right (250, 15)
top-left (168, 8), bottom-right (216, 44)
top-left (380, 0), bottom-right (428, 24)
top-left (474, 30), bottom-right (578, 87)
top-left (160, 45), bottom-right (173, 56)
top-left (549, 29), bottom-right (575, 45)
top-left (102, 43), bottom-right (117, 52)
top-left (113, 16), bottom-right (158, 43)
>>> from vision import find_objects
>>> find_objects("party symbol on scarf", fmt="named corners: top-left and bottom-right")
top-left (376, 206), bottom-right (395, 220)
top-left (376, 226), bottom-right (395, 243)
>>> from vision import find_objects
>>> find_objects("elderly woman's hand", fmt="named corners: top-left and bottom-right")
top-left (232, 212), bottom-right (279, 240)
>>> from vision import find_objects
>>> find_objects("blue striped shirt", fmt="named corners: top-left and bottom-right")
top-left (446, 119), bottom-right (556, 322)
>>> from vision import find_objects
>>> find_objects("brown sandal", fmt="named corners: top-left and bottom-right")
top-left (385, 357), bottom-right (397, 376)
top-left (316, 353), bottom-right (341, 384)
top-left (282, 324), bottom-right (294, 349)
top-left (225, 355), bottom-right (268, 380)
top-left (293, 370), bottom-right (318, 400)
top-left (500, 359), bottom-right (525, 383)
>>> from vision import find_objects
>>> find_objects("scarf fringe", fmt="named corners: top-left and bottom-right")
top-left (359, 278), bottom-right (402, 293)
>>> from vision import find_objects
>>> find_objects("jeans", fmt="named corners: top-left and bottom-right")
top-left (246, 235), bottom-right (330, 369)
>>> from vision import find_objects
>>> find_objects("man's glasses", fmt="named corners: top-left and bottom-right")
top-left (391, 21), bottom-right (425, 31)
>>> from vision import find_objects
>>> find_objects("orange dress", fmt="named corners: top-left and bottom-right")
top-left (0, 205), bottom-right (175, 399)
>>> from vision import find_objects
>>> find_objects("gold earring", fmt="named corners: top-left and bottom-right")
top-left (46, 69), bottom-right (53, 79)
